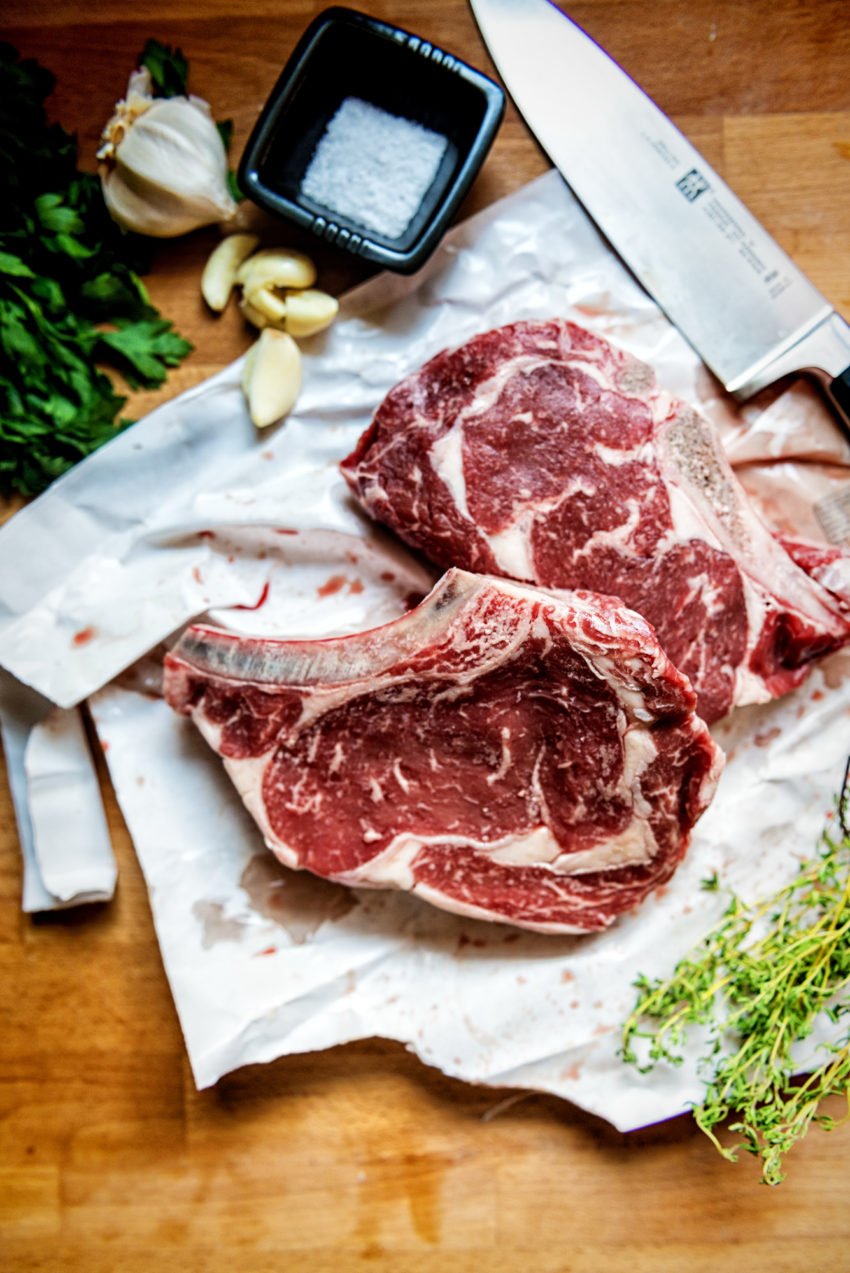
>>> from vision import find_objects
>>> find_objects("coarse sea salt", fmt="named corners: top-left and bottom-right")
top-left (300, 97), bottom-right (448, 241)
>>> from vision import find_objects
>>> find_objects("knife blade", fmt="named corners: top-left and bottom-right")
top-left (469, 0), bottom-right (850, 430)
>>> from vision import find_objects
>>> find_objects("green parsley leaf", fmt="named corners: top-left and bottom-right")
top-left (226, 167), bottom-right (244, 204)
top-left (0, 44), bottom-right (192, 497)
top-left (216, 118), bottom-right (234, 151)
top-left (139, 38), bottom-right (189, 98)
top-left (98, 319), bottom-right (193, 390)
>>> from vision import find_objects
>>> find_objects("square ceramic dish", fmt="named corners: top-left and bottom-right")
top-left (238, 6), bottom-right (505, 274)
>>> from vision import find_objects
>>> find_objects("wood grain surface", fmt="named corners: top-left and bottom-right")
top-left (2, 3), bottom-right (850, 1269)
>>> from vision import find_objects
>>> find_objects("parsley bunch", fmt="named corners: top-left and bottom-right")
top-left (0, 42), bottom-right (192, 497)
top-left (621, 777), bottom-right (850, 1185)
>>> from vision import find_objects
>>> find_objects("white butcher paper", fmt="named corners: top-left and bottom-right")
top-left (24, 706), bottom-right (117, 905)
top-left (0, 169), bottom-right (775, 712)
top-left (2, 169), bottom-right (850, 1130)
top-left (0, 671), bottom-right (116, 911)
top-left (89, 655), bottom-right (850, 1127)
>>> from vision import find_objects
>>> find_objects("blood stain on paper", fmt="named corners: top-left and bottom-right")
top-left (318, 573), bottom-right (347, 598)
top-left (193, 900), bottom-right (245, 949)
top-left (275, 528), bottom-right (298, 536)
top-left (233, 581), bottom-right (270, 611)
top-left (254, 945), bottom-right (278, 957)
top-left (192, 566), bottom-right (203, 584)
top-left (240, 851), bottom-right (357, 943)
top-left (72, 626), bottom-right (96, 647)
top-left (573, 300), bottom-right (609, 319)
top-left (197, 530), bottom-right (216, 540)
top-left (754, 726), bottom-right (781, 748)
top-left (380, 571), bottom-right (396, 583)
top-left (560, 1061), bottom-right (582, 1080)
top-left (348, 578), bottom-right (364, 595)
top-left (561, 970), bottom-right (575, 983)
top-left (823, 652), bottom-right (850, 689)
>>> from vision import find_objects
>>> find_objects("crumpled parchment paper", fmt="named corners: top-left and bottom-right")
top-left (1, 170), bottom-right (848, 1129)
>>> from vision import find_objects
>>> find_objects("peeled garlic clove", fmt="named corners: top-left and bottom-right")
top-left (242, 329), bottom-right (302, 428)
top-left (201, 234), bottom-right (260, 312)
top-left (238, 293), bottom-right (271, 330)
top-left (241, 341), bottom-right (259, 392)
top-left (236, 248), bottom-right (317, 291)
top-left (98, 69), bottom-right (237, 238)
top-left (244, 281), bottom-right (288, 324)
top-left (283, 289), bottom-right (339, 338)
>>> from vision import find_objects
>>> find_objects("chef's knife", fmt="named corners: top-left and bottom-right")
top-left (469, 0), bottom-right (850, 431)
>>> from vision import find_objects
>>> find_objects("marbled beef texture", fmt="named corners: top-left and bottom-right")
top-left (164, 570), bottom-right (722, 934)
top-left (341, 319), bottom-right (850, 723)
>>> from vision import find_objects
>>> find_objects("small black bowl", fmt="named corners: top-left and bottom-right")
top-left (238, 6), bottom-right (505, 274)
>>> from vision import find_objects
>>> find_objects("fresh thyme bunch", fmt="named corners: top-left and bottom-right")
top-left (621, 767), bottom-right (850, 1185)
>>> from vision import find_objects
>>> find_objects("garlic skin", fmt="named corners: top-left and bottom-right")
top-left (98, 68), bottom-right (237, 238)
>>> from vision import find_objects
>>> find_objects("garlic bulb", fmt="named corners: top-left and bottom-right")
top-left (98, 68), bottom-right (237, 238)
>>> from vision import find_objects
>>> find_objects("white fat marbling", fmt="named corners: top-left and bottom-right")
top-left (430, 424), bottom-right (470, 519)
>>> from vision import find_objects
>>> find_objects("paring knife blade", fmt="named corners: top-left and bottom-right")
top-left (469, 0), bottom-right (850, 430)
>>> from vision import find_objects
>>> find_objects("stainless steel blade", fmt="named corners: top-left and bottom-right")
top-left (470, 0), bottom-right (850, 408)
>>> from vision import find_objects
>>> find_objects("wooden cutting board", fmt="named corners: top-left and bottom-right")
top-left (2, 3), bottom-right (850, 1269)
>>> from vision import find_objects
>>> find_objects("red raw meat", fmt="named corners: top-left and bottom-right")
top-left (341, 319), bottom-right (850, 722)
top-left (778, 535), bottom-right (850, 610)
top-left (164, 569), bottom-right (722, 934)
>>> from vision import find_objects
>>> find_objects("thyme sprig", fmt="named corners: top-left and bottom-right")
top-left (621, 776), bottom-right (850, 1185)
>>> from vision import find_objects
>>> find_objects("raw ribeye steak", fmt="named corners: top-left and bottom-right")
top-left (341, 319), bottom-right (850, 723)
top-left (164, 569), bottom-right (722, 934)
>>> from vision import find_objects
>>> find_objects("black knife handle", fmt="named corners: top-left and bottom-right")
top-left (830, 366), bottom-right (850, 421)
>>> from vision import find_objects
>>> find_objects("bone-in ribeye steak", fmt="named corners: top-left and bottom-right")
top-left (341, 319), bottom-right (850, 723)
top-left (164, 569), bottom-right (722, 934)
